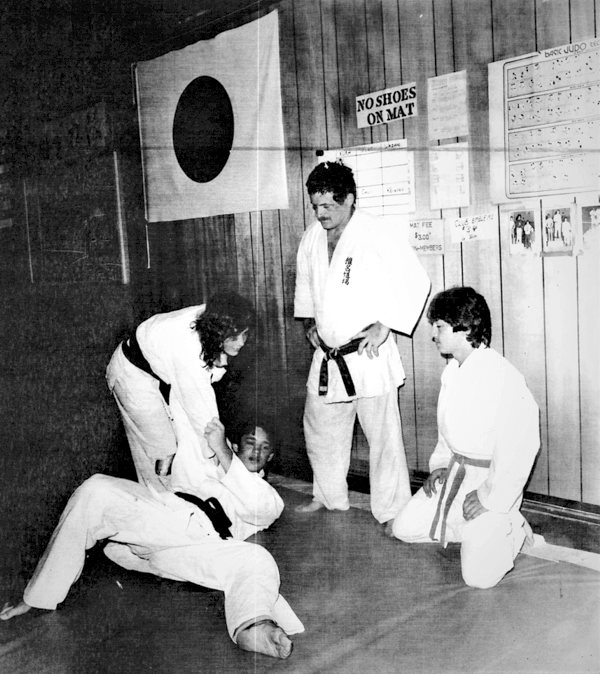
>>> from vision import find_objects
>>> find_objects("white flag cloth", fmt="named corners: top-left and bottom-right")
top-left (136, 10), bottom-right (288, 222)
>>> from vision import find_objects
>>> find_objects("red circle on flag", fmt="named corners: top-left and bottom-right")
top-left (172, 76), bottom-right (234, 183)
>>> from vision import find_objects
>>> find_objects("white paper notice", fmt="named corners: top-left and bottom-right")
top-left (408, 219), bottom-right (444, 255)
top-left (428, 70), bottom-right (469, 141)
top-left (429, 142), bottom-right (470, 210)
top-left (448, 212), bottom-right (498, 243)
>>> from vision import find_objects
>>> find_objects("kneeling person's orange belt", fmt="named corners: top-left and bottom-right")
top-left (429, 452), bottom-right (492, 546)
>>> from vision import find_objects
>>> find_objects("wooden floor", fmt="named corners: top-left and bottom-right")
top-left (0, 484), bottom-right (598, 674)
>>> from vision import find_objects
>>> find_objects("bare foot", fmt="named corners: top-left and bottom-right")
top-left (236, 620), bottom-right (293, 659)
top-left (295, 500), bottom-right (325, 513)
top-left (383, 520), bottom-right (396, 538)
top-left (0, 600), bottom-right (32, 620)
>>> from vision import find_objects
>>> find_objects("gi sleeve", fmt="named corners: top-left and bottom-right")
top-left (374, 220), bottom-right (431, 336)
top-left (218, 454), bottom-right (284, 529)
top-left (477, 373), bottom-right (540, 513)
top-left (429, 431), bottom-right (453, 472)
top-left (166, 340), bottom-right (222, 490)
top-left (294, 231), bottom-right (314, 318)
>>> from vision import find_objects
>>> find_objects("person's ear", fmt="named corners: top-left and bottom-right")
top-left (232, 443), bottom-right (239, 454)
top-left (345, 193), bottom-right (355, 208)
top-left (266, 452), bottom-right (274, 463)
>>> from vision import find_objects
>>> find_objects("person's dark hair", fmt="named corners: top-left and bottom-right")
top-left (427, 286), bottom-right (492, 348)
top-left (232, 419), bottom-right (277, 454)
top-left (193, 292), bottom-right (255, 367)
top-left (306, 161), bottom-right (356, 204)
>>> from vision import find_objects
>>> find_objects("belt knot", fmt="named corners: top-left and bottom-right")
top-left (318, 337), bottom-right (362, 397)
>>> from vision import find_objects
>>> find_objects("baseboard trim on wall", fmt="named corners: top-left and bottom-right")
top-left (521, 493), bottom-right (600, 526)
top-left (344, 469), bottom-right (600, 554)
top-left (406, 470), bottom-right (600, 525)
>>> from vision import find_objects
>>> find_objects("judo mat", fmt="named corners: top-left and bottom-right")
top-left (0, 483), bottom-right (598, 674)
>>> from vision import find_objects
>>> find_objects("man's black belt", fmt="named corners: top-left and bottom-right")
top-left (175, 492), bottom-right (233, 540)
top-left (121, 331), bottom-right (172, 405)
top-left (319, 337), bottom-right (362, 397)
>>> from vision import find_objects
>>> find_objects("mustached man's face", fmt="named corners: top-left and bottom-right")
top-left (310, 192), bottom-right (354, 234)
top-left (234, 427), bottom-right (274, 473)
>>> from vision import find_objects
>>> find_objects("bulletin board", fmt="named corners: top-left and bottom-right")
top-left (320, 139), bottom-right (415, 217)
top-left (488, 39), bottom-right (599, 202)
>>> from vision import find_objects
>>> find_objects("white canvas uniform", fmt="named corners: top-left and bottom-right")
top-left (22, 469), bottom-right (304, 642)
top-left (391, 346), bottom-right (540, 588)
top-left (106, 305), bottom-right (228, 494)
top-left (294, 208), bottom-right (431, 522)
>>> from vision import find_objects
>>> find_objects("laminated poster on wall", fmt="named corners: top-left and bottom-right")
top-left (506, 207), bottom-right (541, 256)
top-left (488, 40), bottom-right (599, 203)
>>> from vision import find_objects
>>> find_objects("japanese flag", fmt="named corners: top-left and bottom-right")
top-left (136, 10), bottom-right (288, 222)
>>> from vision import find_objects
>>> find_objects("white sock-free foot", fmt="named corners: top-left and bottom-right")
top-left (0, 600), bottom-right (32, 620)
top-left (236, 619), bottom-right (293, 659)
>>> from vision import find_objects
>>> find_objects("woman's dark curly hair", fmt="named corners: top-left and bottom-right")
top-left (427, 286), bottom-right (492, 348)
top-left (306, 160), bottom-right (357, 204)
top-left (193, 292), bottom-right (255, 367)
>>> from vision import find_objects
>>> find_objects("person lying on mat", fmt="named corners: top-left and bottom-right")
top-left (386, 287), bottom-right (540, 589)
top-left (1, 420), bottom-right (304, 660)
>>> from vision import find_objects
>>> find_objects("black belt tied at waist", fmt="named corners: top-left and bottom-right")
top-left (175, 492), bottom-right (233, 540)
top-left (121, 331), bottom-right (172, 405)
top-left (318, 337), bottom-right (363, 397)
top-left (429, 451), bottom-right (492, 546)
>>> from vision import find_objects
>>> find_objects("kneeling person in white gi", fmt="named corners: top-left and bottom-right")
top-left (1, 421), bottom-right (303, 659)
top-left (387, 287), bottom-right (540, 589)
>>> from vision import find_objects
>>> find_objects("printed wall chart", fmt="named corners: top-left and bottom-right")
top-left (489, 39), bottom-right (599, 202)
top-left (321, 139), bottom-right (415, 217)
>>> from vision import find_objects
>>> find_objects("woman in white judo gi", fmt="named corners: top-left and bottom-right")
top-left (106, 291), bottom-right (254, 495)
top-left (387, 287), bottom-right (540, 589)
top-left (0, 422), bottom-right (304, 659)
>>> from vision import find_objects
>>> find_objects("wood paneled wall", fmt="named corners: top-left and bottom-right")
top-left (145, 0), bottom-right (599, 506)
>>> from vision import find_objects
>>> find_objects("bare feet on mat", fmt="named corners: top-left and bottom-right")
top-left (383, 520), bottom-right (396, 538)
top-left (295, 500), bottom-right (325, 513)
top-left (0, 600), bottom-right (32, 620)
top-left (237, 620), bottom-right (293, 659)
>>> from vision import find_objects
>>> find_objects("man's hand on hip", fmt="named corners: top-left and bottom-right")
top-left (353, 321), bottom-right (390, 358)
top-left (303, 319), bottom-right (320, 349)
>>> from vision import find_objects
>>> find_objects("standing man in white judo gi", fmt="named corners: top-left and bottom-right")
top-left (294, 161), bottom-right (431, 524)
top-left (1, 421), bottom-right (304, 659)
top-left (387, 287), bottom-right (540, 589)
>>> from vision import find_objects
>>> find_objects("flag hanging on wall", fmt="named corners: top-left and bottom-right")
top-left (135, 10), bottom-right (288, 222)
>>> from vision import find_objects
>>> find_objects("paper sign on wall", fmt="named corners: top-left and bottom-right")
top-left (429, 142), bottom-right (470, 210)
top-left (448, 212), bottom-right (497, 243)
top-left (427, 71), bottom-right (469, 140)
top-left (408, 219), bottom-right (444, 255)
top-left (356, 83), bottom-right (418, 129)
